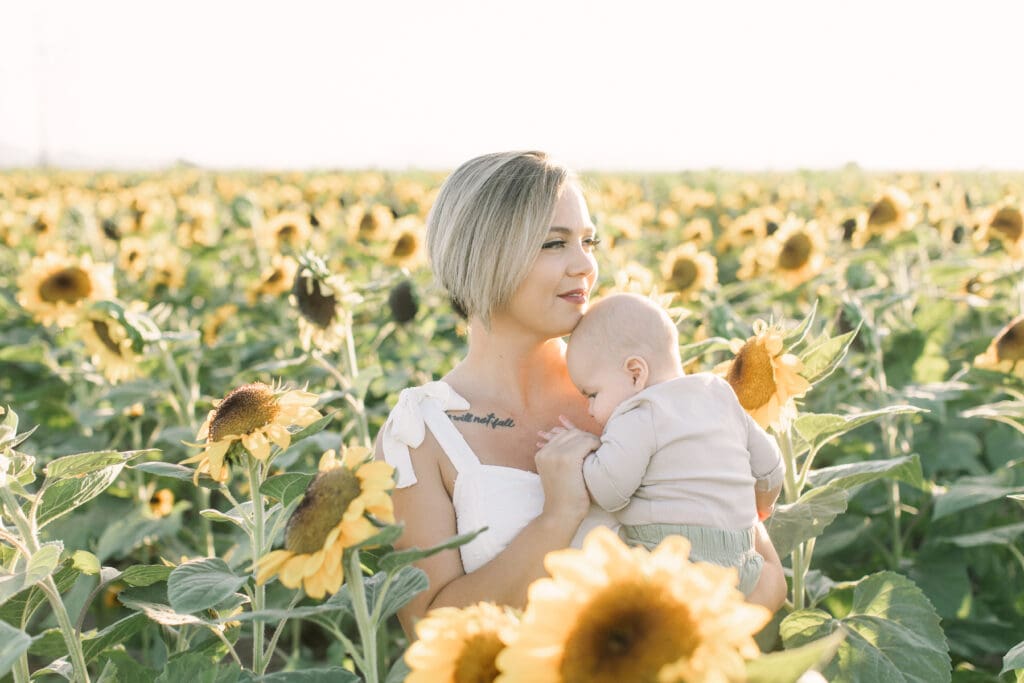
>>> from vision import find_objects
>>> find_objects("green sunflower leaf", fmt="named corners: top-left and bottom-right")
top-left (261, 472), bottom-right (315, 505)
top-left (1003, 640), bottom-right (1024, 675)
top-left (167, 558), bottom-right (246, 614)
top-left (746, 630), bottom-right (844, 683)
top-left (43, 448), bottom-right (153, 480)
top-left (0, 542), bottom-right (63, 608)
top-left (781, 571), bottom-right (950, 683)
top-left (800, 328), bottom-right (858, 386)
top-left (0, 621), bottom-right (33, 678)
top-left (238, 668), bottom-right (360, 682)
top-left (794, 406), bottom-right (924, 457)
top-left (377, 527), bottom-right (486, 573)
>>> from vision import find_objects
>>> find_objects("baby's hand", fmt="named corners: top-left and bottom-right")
top-left (536, 415), bottom-right (586, 446)
top-left (536, 426), bottom-right (601, 457)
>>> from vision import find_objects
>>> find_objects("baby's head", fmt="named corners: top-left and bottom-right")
top-left (567, 293), bottom-right (682, 425)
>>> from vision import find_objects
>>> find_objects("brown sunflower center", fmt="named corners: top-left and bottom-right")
top-left (359, 213), bottom-right (380, 237)
top-left (392, 232), bottom-right (418, 258)
top-left (39, 267), bottom-right (92, 303)
top-left (996, 318), bottom-right (1024, 362)
top-left (209, 383), bottom-right (280, 442)
top-left (559, 581), bottom-right (699, 683)
top-left (266, 268), bottom-right (284, 284)
top-left (292, 275), bottom-right (339, 329)
top-left (277, 224), bottom-right (298, 243)
top-left (726, 339), bottom-right (777, 410)
top-left (669, 258), bottom-right (698, 291)
top-left (778, 232), bottom-right (812, 270)
top-left (452, 633), bottom-right (505, 683)
top-left (284, 467), bottom-right (362, 554)
top-left (990, 207), bottom-right (1023, 242)
top-left (868, 197), bottom-right (898, 227)
top-left (91, 319), bottom-right (123, 356)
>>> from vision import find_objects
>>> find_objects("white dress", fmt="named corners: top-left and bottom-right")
top-left (381, 381), bottom-right (616, 572)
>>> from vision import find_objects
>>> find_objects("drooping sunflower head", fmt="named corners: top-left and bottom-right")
top-left (290, 253), bottom-right (362, 353)
top-left (714, 320), bottom-right (811, 430)
top-left (974, 314), bottom-right (1024, 377)
top-left (406, 602), bottom-right (519, 683)
top-left (259, 211), bottom-right (312, 253)
top-left (496, 527), bottom-right (770, 683)
top-left (248, 255), bottom-right (298, 304)
top-left (255, 447), bottom-right (395, 599)
top-left (660, 243), bottom-right (718, 301)
top-left (17, 252), bottom-right (116, 327)
top-left (78, 302), bottom-right (146, 384)
top-left (976, 204), bottom-right (1024, 259)
top-left (182, 383), bottom-right (321, 482)
top-left (863, 186), bottom-right (914, 240)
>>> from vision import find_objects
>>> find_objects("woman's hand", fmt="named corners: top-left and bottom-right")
top-left (535, 417), bottom-right (599, 524)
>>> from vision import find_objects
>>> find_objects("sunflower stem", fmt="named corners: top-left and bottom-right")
top-left (247, 459), bottom-right (267, 674)
top-left (261, 591), bottom-right (303, 672)
top-left (347, 548), bottom-right (379, 683)
top-left (778, 426), bottom-right (806, 610)
top-left (343, 324), bottom-right (371, 449)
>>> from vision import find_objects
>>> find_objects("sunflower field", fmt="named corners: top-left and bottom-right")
top-left (1, 166), bottom-right (1023, 682)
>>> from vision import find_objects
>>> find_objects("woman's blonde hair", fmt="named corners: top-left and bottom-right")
top-left (426, 151), bottom-right (571, 325)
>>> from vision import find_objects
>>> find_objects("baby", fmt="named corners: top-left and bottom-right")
top-left (538, 293), bottom-right (784, 596)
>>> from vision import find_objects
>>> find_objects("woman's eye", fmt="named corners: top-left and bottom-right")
top-left (541, 240), bottom-right (566, 249)
top-left (584, 237), bottom-right (602, 249)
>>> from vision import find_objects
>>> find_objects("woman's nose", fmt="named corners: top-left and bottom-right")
top-left (567, 243), bottom-right (596, 277)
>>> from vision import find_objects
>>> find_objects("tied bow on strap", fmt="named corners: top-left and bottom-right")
top-left (382, 381), bottom-right (470, 487)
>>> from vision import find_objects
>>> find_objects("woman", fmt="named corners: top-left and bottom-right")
top-left (374, 151), bottom-right (787, 635)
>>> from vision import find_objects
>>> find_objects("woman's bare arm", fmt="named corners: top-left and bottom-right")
top-left (748, 522), bottom-right (787, 612)
top-left (374, 429), bottom-right (589, 637)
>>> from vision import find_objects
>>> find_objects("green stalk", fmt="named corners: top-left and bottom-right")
top-left (347, 548), bottom-right (379, 683)
top-left (12, 654), bottom-right (30, 683)
top-left (247, 459), bottom-right (267, 673)
top-left (1, 487), bottom-right (91, 683)
top-left (343, 324), bottom-right (371, 449)
top-left (778, 426), bottom-right (806, 610)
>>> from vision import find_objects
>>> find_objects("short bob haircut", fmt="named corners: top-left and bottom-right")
top-left (426, 151), bottom-right (572, 326)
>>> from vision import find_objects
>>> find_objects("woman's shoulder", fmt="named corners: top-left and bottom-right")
top-left (378, 379), bottom-right (469, 487)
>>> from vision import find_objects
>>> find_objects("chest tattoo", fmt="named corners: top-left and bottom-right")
top-left (449, 411), bottom-right (516, 429)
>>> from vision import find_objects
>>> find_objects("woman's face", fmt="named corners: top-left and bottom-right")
top-left (501, 183), bottom-right (599, 338)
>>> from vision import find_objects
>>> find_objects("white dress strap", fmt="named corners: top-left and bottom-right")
top-left (381, 381), bottom-right (479, 488)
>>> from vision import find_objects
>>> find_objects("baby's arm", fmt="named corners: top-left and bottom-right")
top-left (580, 406), bottom-right (658, 512)
top-left (743, 411), bottom-right (785, 520)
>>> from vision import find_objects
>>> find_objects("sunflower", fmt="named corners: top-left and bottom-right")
top-left (976, 204), bottom-right (1023, 260)
top-left (714, 320), bottom-right (811, 430)
top-left (16, 252), bottom-right (116, 327)
top-left (290, 254), bottom-right (363, 353)
top-left (751, 218), bottom-right (827, 289)
top-left (118, 236), bottom-right (149, 280)
top-left (974, 314), bottom-right (1024, 378)
top-left (386, 215), bottom-right (426, 269)
top-left (611, 261), bottom-right (657, 295)
top-left (202, 304), bottom-right (239, 346)
top-left (255, 447), bottom-right (395, 599)
top-left (78, 305), bottom-right (144, 384)
top-left (349, 202), bottom-right (395, 243)
top-left (147, 248), bottom-right (186, 297)
top-left (181, 383), bottom-right (321, 483)
top-left (660, 243), bottom-right (717, 301)
top-left (248, 255), bottom-right (298, 304)
top-left (258, 211), bottom-right (312, 253)
top-left (680, 217), bottom-right (714, 248)
top-left (852, 186), bottom-right (915, 247)
top-left (148, 488), bottom-right (175, 518)
top-left (406, 602), bottom-right (519, 683)
top-left (495, 527), bottom-right (769, 683)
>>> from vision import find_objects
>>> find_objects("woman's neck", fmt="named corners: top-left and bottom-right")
top-left (448, 318), bottom-right (571, 412)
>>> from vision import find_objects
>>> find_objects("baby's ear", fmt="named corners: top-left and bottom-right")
top-left (624, 356), bottom-right (649, 387)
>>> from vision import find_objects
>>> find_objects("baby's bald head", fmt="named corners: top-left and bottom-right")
top-left (568, 293), bottom-right (682, 382)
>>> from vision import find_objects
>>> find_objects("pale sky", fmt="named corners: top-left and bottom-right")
top-left (2, 0), bottom-right (1023, 171)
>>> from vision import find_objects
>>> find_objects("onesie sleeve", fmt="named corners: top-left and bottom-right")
top-left (744, 411), bottom-right (785, 491)
top-left (583, 403), bottom-right (658, 512)
top-left (380, 381), bottom-right (470, 488)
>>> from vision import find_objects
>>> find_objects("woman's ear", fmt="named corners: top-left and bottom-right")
top-left (624, 356), bottom-right (649, 389)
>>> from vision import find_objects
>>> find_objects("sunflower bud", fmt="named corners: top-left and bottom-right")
top-left (388, 280), bottom-right (419, 325)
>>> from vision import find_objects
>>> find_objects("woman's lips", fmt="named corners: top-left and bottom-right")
top-left (558, 290), bottom-right (588, 304)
